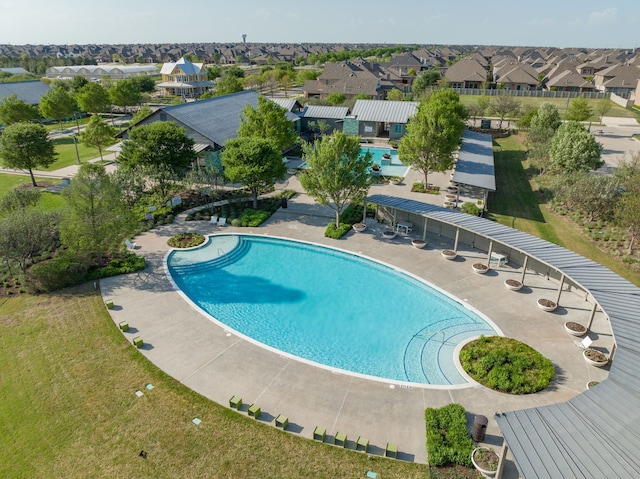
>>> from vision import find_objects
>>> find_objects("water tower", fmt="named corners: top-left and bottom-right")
top-left (242, 34), bottom-right (247, 44)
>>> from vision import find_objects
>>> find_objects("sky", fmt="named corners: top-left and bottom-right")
top-left (1, 0), bottom-right (638, 49)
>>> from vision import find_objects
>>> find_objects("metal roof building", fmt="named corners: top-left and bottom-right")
top-left (365, 194), bottom-right (640, 479)
top-left (452, 130), bottom-right (496, 192)
top-left (302, 105), bottom-right (349, 120)
top-left (349, 99), bottom-right (418, 124)
top-left (0, 80), bottom-right (51, 105)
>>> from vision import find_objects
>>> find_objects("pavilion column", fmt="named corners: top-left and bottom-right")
top-left (422, 217), bottom-right (428, 241)
top-left (453, 228), bottom-right (460, 252)
top-left (486, 240), bottom-right (494, 268)
top-left (520, 256), bottom-right (529, 284)
top-left (362, 200), bottom-right (367, 224)
top-left (586, 302), bottom-right (598, 330)
top-left (555, 274), bottom-right (565, 305)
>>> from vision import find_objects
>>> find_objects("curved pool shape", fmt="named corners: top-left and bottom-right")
top-left (167, 234), bottom-right (498, 386)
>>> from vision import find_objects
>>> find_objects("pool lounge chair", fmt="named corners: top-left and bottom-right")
top-left (217, 217), bottom-right (227, 226)
top-left (125, 239), bottom-right (136, 250)
top-left (210, 216), bottom-right (218, 224)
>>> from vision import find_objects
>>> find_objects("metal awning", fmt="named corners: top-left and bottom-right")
top-left (451, 130), bottom-right (496, 191)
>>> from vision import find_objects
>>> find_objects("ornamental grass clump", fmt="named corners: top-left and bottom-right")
top-left (460, 336), bottom-right (555, 394)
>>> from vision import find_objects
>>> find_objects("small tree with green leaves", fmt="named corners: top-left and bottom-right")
top-left (214, 74), bottom-right (244, 96)
top-left (75, 82), bottom-right (111, 114)
top-left (0, 122), bottom-right (56, 187)
top-left (489, 95), bottom-right (520, 128)
top-left (565, 97), bottom-right (593, 122)
top-left (237, 96), bottom-right (298, 153)
top-left (79, 115), bottom-right (117, 161)
top-left (386, 89), bottom-right (404, 101)
top-left (615, 155), bottom-right (640, 254)
top-left (109, 79), bottom-right (142, 114)
top-left (327, 92), bottom-right (346, 105)
top-left (548, 121), bottom-right (603, 174)
top-left (221, 137), bottom-right (286, 209)
top-left (595, 99), bottom-right (612, 123)
top-left (299, 131), bottom-right (373, 228)
top-left (39, 86), bottom-right (78, 130)
top-left (60, 163), bottom-right (136, 267)
top-left (0, 94), bottom-right (40, 125)
top-left (526, 103), bottom-right (562, 174)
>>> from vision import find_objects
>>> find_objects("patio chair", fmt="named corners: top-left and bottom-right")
top-left (125, 239), bottom-right (136, 250)
top-left (217, 217), bottom-right (227, 226)
top-left (210, 216), bottom-right (218, 224)
top-left (574, 336), bottom-right (593, 350)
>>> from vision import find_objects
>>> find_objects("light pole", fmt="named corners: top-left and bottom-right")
top-left (74, 112), bottom-right (80, 134)
top-left (72, 134), bottom-right (81, 164)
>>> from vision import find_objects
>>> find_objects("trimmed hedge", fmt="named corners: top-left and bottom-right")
top-left (425, 404), bottom-right (474, 467)
top-left (324, 222), bottom-right (352, 239)
top-left (87, 254), bottom-right (146, 280)
top-left (239, 208), bottom-right (272, 227)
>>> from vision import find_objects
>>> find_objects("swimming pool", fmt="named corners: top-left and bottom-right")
top-left (299, 146), bottom-right (410, 178)
top-left (166, 235), bottom-right (499, 386)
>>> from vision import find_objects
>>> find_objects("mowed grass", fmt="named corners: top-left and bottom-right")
top-left (489, 134), bottom-right (640, 286)
top-left (45, 137), bottom-right (109, 171)
top-left (459, 94), bottom-right (639, 120)
top-left (0, 284), bottom-right (429, 479)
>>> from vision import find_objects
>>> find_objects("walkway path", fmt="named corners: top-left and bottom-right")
top-left (100, 182), bottom-right (610, 475)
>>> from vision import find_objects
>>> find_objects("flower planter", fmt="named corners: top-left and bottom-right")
top-left (471, 447), bottom-right (499, 478)
top-left (445, 193), bottom-right (457, 201)
top-left (504, 279), bottom-right (523, 291)
top-left (441, 250), bottom-right (457, 260)
top-left (564, 321), bottom-right (587, 337)
top-left (586, 380), bottom-right (600, 389)
top-left (382, 230), bottom-right (397, 240)
top-left (352, 223), bottom-right (366, 233)
top-left (583, 349), bottom-right (608, 367)
top-left (411, 239), bottom-right (427, 249)
top-left (382, 153), bottom-right (391, 159)
top-left (390, 178), bottom-right (402, 185)
top-left (443, 200), bottom-right (456, 209)
top-left (537, 298), bottom-right (557, 312)
top-left (472, 263), bottom-right (489, 274)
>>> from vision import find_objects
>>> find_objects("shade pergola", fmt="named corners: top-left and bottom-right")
top-left (364, 193), bottom-right (640, 479)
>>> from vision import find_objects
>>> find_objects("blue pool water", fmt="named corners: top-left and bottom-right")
top-left (167, 235), bottom-right (498, 386)
top-left (299, 146), bottom-right (410, 178)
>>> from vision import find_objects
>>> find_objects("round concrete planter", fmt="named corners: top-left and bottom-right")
top-left (564, 321), bottom-right (588, 337)
top-left (537, 298), bottom-right (557, 312)
top-left (471, 447), bottom-right (499, 478)
top-left (472, 263), bottom-right (489, 274)
top-left (382, 230), bottom-right (397, 240)
top-left (352, 223), bottom-right (366, 233)
top-left (441, 249), bottom-right (457, 260)
top-left (583, 349), bottom-right (608, 368)
top-left (504, 279), bottom-right (523, 291)
top-left (411, 239), bottom-right (427, 249)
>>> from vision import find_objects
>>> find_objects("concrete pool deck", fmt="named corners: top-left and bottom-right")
top-left (100, 182), bottom-right (611, 475)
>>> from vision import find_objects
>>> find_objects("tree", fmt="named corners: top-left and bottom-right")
top-left (109, 79), bottom-right (142, 113)
top-left (398, 90), bottom-right (466, 187)
top-left (118, 121), bottom-right (196, 172)
top-left (130, 76), bottom-right (156, 94)
top-left (327, 92), bottom-right (346, 105)
top-left (237, 96), bottom-right (298, 153)
top-left (70, 76), bottom-right (89, 92)
top-left (0, 209), bottom-right (61, 274)
top-left (214, 74), bottom-right (244, 96)
top-left (39, 86), bottom-right (78, 129)
top-left (386, 89), bottom-right (404, 101)
top-left (130, 105), bottom-right (153, 125)
top-left (60, 163), bottom-right (136, 267)
top-left (526, 103), bottom-right (562, 174)
top-left (183, 164), bottom-right (223, 214)
top-left (76, 82), bottom-right (111, 114)
top-left (299, 131), bottom-right (373, 227)
top-left (221, 137), bottom-right (286, 209)
top-left (552, 171), bottom-right (620, 222)
top-left (307, 119), bottom-right (332, 139)
top-left (411, 70), bottom-right (440, 97)
top-left (0, 189), bottom-right (41, 215)
top-left (0, 94), bottom-right (40, 125)
top-left (595, 99), bottom-right (612, 123)
top-left (565, 98), bottom-right (593, 122)
top-left (476, 96), bottom-right (490, 120)
top-left (489, 95), bottom-right (520, 128)
top-left (110, 165), bottom-right (147, 207)
top-left (616, 168), bottom-right (640, 254)
top-left (548, 121), bottom-right (603, 173)
top-left (0, 123), bottom-right (56, 187)
top-left (79, 114), bottom-right (117, 161)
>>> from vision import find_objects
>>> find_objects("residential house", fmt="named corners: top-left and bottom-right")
top-left (493, 63), bottom-right (539, 90)
top-left (444, 57), bottom-right (489, 89)
top-left (545, 70), bottom-right (595, 92)
top-left (301, 105), bottom-right (349, 137)
top-left (345, 99), bottom-right (418, 139)
top-left (157, 57), bottom-right (214, 99)
top-left (593, 64), bottom-right (640, 97)
top-left (303, 60), bottom-right (385, 100)
top-left (576, 55), bottom-right (616, 78)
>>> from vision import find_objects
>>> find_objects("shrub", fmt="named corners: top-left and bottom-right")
top-left (231, 218), bottom-right (241, 227)
top-left (239, 208), bottom-right (271, 227)
top-left (168, 233), bottom-right (206, 248)
top-left (412, 182), bottom-right (426, 193)
top-left (28, 254), bottom-right (89, 292)
top-left (460, 336), bottom-right (555, 394)
top-left (461, 202), bottom-right (481, 216)
top-left (86, 254), bottom-right (146, 280)
top-left (425, 404), bottom-right (474, 467)
top-left (324, 222), bottom-right (352, 239)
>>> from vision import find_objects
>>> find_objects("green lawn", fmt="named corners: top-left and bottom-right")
top-left (45, 137), bottom-right (113, 171)
top-left (459, 94), bottom-right (640, 121)
top-left (0, 173), bottom-right (62, 200)
top-left (0, 285), bottom-right (429, 479)
top-left (489, 134), bottom-right (640, 286)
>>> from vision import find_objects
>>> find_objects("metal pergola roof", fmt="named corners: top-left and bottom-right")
top-left (452, 130), bottom-right (496, 191)
top-left (366, 194), bottom-right (640, 479)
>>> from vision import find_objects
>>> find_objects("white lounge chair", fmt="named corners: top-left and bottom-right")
top-left (574, 336), bottom-right (593, 350)
top-left (217, 217), bottom-right (227, 226)
top-left (210, 216), bottom-right (218, 224)
top-left (125, 239), bottom-right (136, 250)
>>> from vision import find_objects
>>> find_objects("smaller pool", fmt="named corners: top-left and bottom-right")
top-left (298, 146), bottom-right (410, 178)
